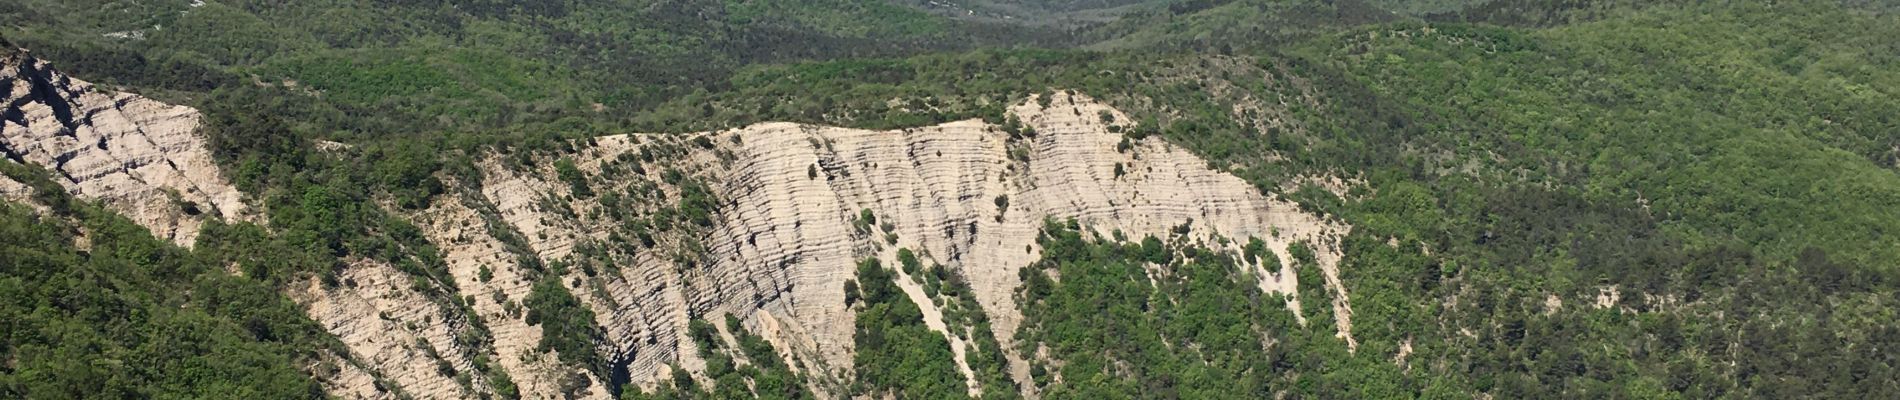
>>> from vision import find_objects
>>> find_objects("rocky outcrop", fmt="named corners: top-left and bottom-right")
top-left (314, 353), bottom-right (401, 400)
top-left (0, 48), bottom-right (496, 400)
top-left (406, 189), bottom-right (618, 400)
top-left (0, 174), bottom-right (35, 209)
top-left (429, 91), bottom-right (1352, 397)
top-left (0, 48), bottom-right (249, 246)
top-left (0, 45), bottom-right (1354, 397)
top-left (290, 259), bottom-right (492, 399)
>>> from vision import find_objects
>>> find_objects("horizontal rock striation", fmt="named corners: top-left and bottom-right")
top-left (0, 48), bottom-right (1353, 398)
top-left (291, 259), bottom-right (492, 399)
top-left (0, 49), bottom-right (249, 246)
top-left (430, 91), bottom-right (1351, 397)
top-left (0, 49), bottom-right (498, 400)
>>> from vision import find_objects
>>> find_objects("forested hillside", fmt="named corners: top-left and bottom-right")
top-left (2, 0), bottom-right (1897, 398)
top-left (0, 163), bottom-right (336, 398)
top-left (0, 0), bottom-right (1063, 138)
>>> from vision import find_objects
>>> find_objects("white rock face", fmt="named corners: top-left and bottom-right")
top-left (405, 189), bottom-right (619, 400)
top-left (0, 50), bottom-right (250, 246)
top-left (0, 50), bottom-right (492, 400)
top-left (0, 49), bottom-right (1353, 398)
top-left (0, 174), bottom-right (35, 208)
top-left (291, 259), bottom-right (492, 399)
top-left (426, 91), bottom-right (1352, 398)
top-left (316, 353), bottom-right (401, 400)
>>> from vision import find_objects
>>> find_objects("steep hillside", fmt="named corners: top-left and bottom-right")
top-left (5, 1), bottom-right (1900, 399)
top-left (0, 43), bottom-right (518, 400)
top-left (0, 55), bottom-right (351, 399)
top-left (378, 91), bottom-right (1352, 398)
top-left (0, 48), bottom-right (1355, 398)
top-left (0, 47), bottom-right (249, 246)
top-left (0, 0), bottom-right (1070, 142)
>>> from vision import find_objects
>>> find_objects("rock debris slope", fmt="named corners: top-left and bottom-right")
top-left (0, 48), bottom-right (249, 246)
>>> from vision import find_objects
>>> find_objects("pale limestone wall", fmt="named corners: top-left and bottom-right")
top-left (291, 259), bottom-right (491, 399)
top-left (0, 52), bottom-right (250, 247)
top-left (0, 53), bottom-right (1353, 398)
top-left (438, 92), bottom-right (1351, 397)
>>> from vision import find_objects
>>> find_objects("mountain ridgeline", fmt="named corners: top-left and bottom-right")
top-left (2, 0), bottom-right (1898, 399)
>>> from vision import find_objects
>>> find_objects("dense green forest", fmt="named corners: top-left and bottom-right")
top-left (0, 0), bottom-right (1062, 136)
top-left (0, 163), bottom-right (337, 398)
top-left (1013, 220), bottom-right (1355, 398)
top-left (4, 0), bottom-right (1899, 398)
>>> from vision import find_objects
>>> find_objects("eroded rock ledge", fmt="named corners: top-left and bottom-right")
top-left (0, 49), bottom-right (249, 246)
top-left (422, 91), bottom-right (1354, 399)
top-left (0, 49), bottom-right (1354, 399)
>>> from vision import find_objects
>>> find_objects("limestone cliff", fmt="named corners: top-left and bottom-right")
top-left (291, 258), bottom-right (502, 399)
top-left (0, 48), bottom-right (490, 400)
top-left (420, 91), bottom-right (1354, 398)
top-left (0, 47), bottom-right (1354, 399)
top-left (0, 48), bottom-right (249, 246)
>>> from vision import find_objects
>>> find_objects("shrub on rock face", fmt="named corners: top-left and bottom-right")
top-left (855, 208), bottom-right (877, 233)
top-left (525, 278), bottom-right (602, 373)
top-left (898, 248), bottom-right (921, 275)
top-left (848, 257), bottom-right (963, 397)
top-left (554, 158), bottom-right (593, 199)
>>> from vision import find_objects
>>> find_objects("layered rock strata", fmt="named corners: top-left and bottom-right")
top-left (0, 47), bottom-right (1355, 398)
top-left (430, 91), bottom-right (1353, 398)
top-left (0, 49), bottom-right (249, 246)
